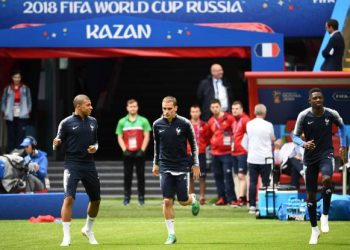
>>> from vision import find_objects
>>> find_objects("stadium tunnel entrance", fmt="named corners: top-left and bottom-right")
top-left (0, 57), bottom-right (250, 160)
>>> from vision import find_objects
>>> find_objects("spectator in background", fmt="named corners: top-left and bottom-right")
top-left (231, 101), bottom-right (250, 207)
top-left (321, 19), bottom-right (345, 71)
top-left (187, 105), bottom-right (210, 205)
top-left (207, 99), bottom-right (237, 206)
top-left (1, 70), bottom-right (32, 152)
top-left (276, 135), bottom-right (305, 190)
top-left (116, 99), bottom-right (151, 206)
top-left (245, 104), bottom-right (275, 214)
top-left (197, 64), bottom-right (233, 121)
top-left (20, 136), bottom-right (48, 189)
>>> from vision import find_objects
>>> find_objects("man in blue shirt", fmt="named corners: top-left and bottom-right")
top-left (293, 88), bottom-right (346, 245)
top-left (53, 94), bottom-right (100, 247)
top-left (152, 96), bottom-right (200, 245)
top-left (20, 136), bottom-right (48, 189)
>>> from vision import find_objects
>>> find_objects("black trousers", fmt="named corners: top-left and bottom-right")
top-left (6, 118), bottom-right (27, 152)
top-left (123, 155), bottom-right (145, 198)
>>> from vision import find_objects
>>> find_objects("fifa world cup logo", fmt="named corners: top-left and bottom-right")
top-left (272, 90), bottom-right (282, 104)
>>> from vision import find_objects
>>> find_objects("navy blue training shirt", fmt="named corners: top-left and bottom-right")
top-left (153, 115), bottom-right (199, 173)
top-left (293, 107), bottom-right (345, 165)
top-left (56, 114), bottom-right (98, 169)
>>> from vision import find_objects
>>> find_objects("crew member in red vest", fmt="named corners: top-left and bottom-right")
top-left (187, 105), bottom-right (210, 205)
top-left (231, 101), bottom-right (250, 207)
top-left (207, 99), bottom-right (237, 206)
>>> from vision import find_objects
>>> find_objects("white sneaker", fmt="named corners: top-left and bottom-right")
top-left (248, 206), bottom-right (256, 214)
top-left (60, 238), bottom-right (71, 247)
top-left (320, 214), bottom-right (329, 233)
top-left (309, 227), bottom-right (320, 245)
top-left (81, 227), bottom-right (98, 245)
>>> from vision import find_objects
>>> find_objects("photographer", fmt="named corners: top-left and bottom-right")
top-left (20, 136), bottom-right (48, 190)
top-left (0, 153), bottom-right (43, 193)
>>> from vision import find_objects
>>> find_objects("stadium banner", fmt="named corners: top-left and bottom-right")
top-left (259, 88), bottom-right (350, 124)
top-left (0, 12), bottom-right (285, 70)
top-left (0, 0), bottom-right (335, 37)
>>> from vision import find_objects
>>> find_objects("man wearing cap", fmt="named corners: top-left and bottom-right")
top-left (20, 136), bottom-right (48, 188)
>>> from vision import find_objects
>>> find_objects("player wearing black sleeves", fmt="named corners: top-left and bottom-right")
top-left (152, 96), bottom-right (200, 245)
top-left (293, 88), bottom-right (346, 245)
top-left (53, 95), bottom-right (101, 247)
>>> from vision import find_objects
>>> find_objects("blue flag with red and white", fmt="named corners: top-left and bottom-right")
top-left (255, 43), bottom-right (280, 57)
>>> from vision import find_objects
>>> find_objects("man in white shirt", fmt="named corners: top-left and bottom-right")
top-left (245, 104), bottom-right (275, 214)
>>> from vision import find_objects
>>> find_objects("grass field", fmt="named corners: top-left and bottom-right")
top-left (0, 198), bottom-right (349, 250)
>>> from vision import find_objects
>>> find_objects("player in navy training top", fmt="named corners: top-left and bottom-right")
top-left (152, 96), bottom-right (200, 245)
top-left (293, 88), bottom-right (346, 245)
top-left (53, 95), bottom-right (100, 247)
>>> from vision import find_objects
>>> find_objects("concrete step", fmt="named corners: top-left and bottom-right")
top-left (47, 161), bottom-right (218, 197)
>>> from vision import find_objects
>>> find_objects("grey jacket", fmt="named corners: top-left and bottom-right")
top-left (1, 84), bottom-right (32, 121)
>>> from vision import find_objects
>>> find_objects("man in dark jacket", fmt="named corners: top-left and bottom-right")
top-left (321, 19), bottom-right (345, 71)
top-left (197, 64), bottom-right (233, 121)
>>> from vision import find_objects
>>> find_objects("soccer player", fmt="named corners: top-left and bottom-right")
top-left (293, 88), bottom-right (346, 245)
top-left (152, 96), bottom-right (201, 245)
top-left (53, 95), bottom-right (101, 247)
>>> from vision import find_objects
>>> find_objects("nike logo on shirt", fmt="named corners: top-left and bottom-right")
top-left (72, 126), bottom-right (79, 130)
top-left (307, 121), bottom-right (314, 125)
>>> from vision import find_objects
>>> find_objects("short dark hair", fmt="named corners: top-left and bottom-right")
top-left (210, 99), bottom-right (221, 106)
top-left (326, 19), bottom-right (339, 30)
top-left (73, 94), bottom-right (90, 108)
top-left (162, 96), bottom-right (177, 106)
top-left (232, 100), bottom-right (243, 108)
top-left (308, 88), bottom-right (323, 98)
top-left (11, 69), bottom-right (21, 77)
top-left (127, 99), bottom-right (138, 106)
top-left (190, 104), bottom-right (200, 110)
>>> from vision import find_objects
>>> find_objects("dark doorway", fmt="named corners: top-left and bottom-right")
top-left (60, 57), bottom-right (250, 160)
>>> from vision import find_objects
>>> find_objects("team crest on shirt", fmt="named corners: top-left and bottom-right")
top-left (176, 127), bottom-right (181, 135)
top-left (325, 118), bottom-right (330, 126)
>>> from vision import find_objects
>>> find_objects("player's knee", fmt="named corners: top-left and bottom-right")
top-left (322, 176), bottom-right (332, 188)
top-left (64, 196), bottom-right (74, 206)
top-left (307, 192), bottom-right (316, 202)
top-left (91, 199), bottom-right (101, 207)
top-left (163, 198), bottom-right (173, 208)
top-left (238, 173), bottom-right (246, 180)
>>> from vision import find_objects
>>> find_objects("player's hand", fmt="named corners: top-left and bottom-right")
top-left (87, 145), bottom-right (97, 154)
top-left (192, 165), bottom-right (201, 180)
top-left (53, 138), bottom-right (61, 146)
top-left (152, 165), bottom-right (159, 176)
top-left (304, 140), bottom-right (315, 150)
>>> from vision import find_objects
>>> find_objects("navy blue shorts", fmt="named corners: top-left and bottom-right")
top-left (64, 168), bottom-right (101, 201)
top-left (305, 157), bottom-right (334, 193)
top-left (160, 172), bottom-right (189, 202)
top-left (232, 154), bottom-right (248, 175)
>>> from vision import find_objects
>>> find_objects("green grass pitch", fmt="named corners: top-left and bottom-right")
top-left (0, 198), bottom-right (349, 249)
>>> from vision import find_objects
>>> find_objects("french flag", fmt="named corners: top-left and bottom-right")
top-left (255, 43), bottom-right (280, 57)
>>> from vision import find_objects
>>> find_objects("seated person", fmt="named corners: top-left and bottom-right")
top-left (20, 136), bottom-right (48, 191)
top-left (278, 140), bottom-right (305, 190)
